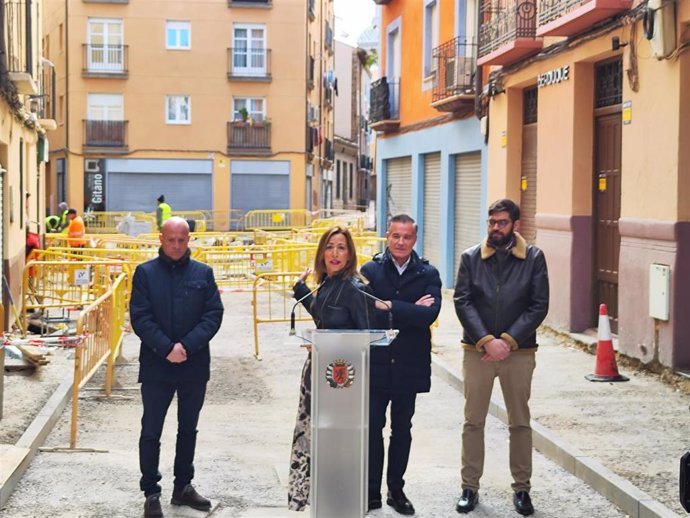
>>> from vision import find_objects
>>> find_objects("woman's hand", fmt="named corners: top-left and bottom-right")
top-left (299, 268), bottom-right (313, 283)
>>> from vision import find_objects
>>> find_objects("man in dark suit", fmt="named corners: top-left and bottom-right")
top-left (361, 214), bottom-right (442, 516)
top-left (130, 217), bottom-right (224, 518)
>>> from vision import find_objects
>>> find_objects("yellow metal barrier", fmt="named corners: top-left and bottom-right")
top-left (252, 272), bottom-right (312, 359)
top-left (82, 211), bottom-right (157, 234)
top-left (22, 259), bottom-right (131, 336)
top-left (194, 245), bottom-right (317, 288)
top-left (243, 209), bottom-right (312, 230)
top-left (70, 273), bottom-right (127, 448)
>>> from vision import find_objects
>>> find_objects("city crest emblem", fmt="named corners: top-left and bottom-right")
top-left (325, 359), bottom-right (355, 388)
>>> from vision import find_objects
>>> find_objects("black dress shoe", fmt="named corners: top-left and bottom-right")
top-left (513, 491), bottom-right (534, 516)
top-left (455, 488), bottom-right (479, 513)
top-left (368, 493), bottom-right (382, 510)
top-left (144, 493), bottom-right (163, 518)
top-left (171, 484), bottom-right (211, 511)
top-left (386, 489), bottom-right (415, 515)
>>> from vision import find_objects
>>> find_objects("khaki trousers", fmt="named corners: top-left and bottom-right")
top-left (461, 349), bottom-right (536, 492)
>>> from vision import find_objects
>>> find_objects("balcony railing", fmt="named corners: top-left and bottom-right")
top-left (537, 0), bottom-right (632, 37)
top-left (227, 48), bottom-right (271, 81)
top-left (359, 155), bottom-right (373, 170)
top-left (324, 87), bottom-right (334, 108)
top-left (82, 44), bottom-right (129, 77)
top-left (83, 120), bottom-right (128, 148)
top-left (324, 138), bottom-right (334, 162)
top-left (369, 77), bottom-right (400, 132)
top-left (431, 38), bottom-right (477, 111)
top-left (36, 63), bottom-right (56, 120)
top-left (478, 0), bottom-right (542, 65)
top-left (227, 121), bottom-right (271, 154)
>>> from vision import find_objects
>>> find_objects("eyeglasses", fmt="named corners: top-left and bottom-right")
top-left (487, 219), bottom-right (511, 229)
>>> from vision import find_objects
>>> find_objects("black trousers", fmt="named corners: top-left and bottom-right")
top-left (368, 391), bottom-right (417, 495)
top-left (139, 380), bottom-right (207, 496)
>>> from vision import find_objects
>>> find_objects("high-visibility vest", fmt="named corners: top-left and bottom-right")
top-left (59, 209), bottom-right (69, 229)
top-left (158, 202), bottom-right (172, 227)
top-left (45, 215), bottom-right (61, 232)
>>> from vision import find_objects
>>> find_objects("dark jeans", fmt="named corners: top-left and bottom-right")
top-left (368, 391), bottom-right (417, 495)
top-left (139, 380), bottom-right (207, 496)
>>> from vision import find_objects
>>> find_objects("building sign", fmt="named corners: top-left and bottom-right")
top-left (84, 159), bottom-right (106, 212)
top-left (537, 65), bottom-right (570, 88)
top-left (623, 100), bottom-right (632, 125)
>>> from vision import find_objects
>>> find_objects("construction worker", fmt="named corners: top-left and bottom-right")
top-left (57, 202), bottom-right (69, 231)
top-left (156, 195), bottom-right (172, 230)
top-left (63, 208), bottom-right (86, 248)
top-left (45, 214), bottom-right (61, 233)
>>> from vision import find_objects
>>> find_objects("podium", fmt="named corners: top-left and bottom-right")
top-left (306, 329), bottom-right (395, 518)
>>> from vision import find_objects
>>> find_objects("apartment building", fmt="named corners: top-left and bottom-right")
top-left (332, 39), bottom-right (373, 212)
top-left (370, 0), bottom-right (487, 287)
top-left (1, 0), bottom-right (55, 325)
top-left (307, 0), bottom-right (335, 211)
top-left (478, 0), bottom-right (690, 369)
top-left (43, 0), bottom-right (334, 225)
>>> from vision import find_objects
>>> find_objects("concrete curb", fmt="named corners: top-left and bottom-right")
top-left (431, 357), bottom-right (681, 518)
top-left (0, 375), bottom-right (73, 509)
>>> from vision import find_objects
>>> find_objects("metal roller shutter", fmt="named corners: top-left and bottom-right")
top-left (108, 172), bottom-right (212, 212)
top-left (386, 156), bottom-right (412, 219)
top-left (454, 152), bottom-right (482, 279)
top-left (231, 174), bottom-right (289, 212)
top-left (422, 153), bottom-right (441, 267)
top-left (520, 123), bottom-right (538, 243)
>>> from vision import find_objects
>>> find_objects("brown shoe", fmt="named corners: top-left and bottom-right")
top-left (144, 494), bottom-right (163, 518)
top-left (171, 484), bottom-right (211, 511)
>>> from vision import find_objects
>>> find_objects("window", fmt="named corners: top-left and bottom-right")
top-left (423, 0), bottom-right (439, 78)
top-left (166, 95), bottom-right (191, 124)
top-left (233, 24), bottom-right (266, 76)
top-left (87, 18), bottom-right (124, 73)
top-left (166, 21), bottom-right (191, 50)
top-left (88, 93), bottom-right (123, 120)
top-left (233, 97), bottom-right (265, 122)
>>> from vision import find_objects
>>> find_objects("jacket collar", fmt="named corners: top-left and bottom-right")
top-left (158, 247), bottom-right (191, 268)
top-left (480, 232), bottom-right (527, 261)
top-left (383, 248), bottom-right (421, 270)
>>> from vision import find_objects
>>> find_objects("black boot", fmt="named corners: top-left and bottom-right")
top-left (455, 489), bottom-right (478, 513)
top-left (144, 493), bottom-right (163, 518)
top-left (171, 484), bottom-right (211, 511)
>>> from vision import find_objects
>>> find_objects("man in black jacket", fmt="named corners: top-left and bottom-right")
top-left (361, 214), bottom-right (442, 516)
top-left (453, 199), bottom-right (549, 516)
top-left (130, 217), bottom-right (224, 518)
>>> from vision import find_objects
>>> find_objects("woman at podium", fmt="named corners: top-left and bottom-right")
top-left (288, 226), bottom-right (373, 511)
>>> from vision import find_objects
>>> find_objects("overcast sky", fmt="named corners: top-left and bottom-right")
top-left (334, 0), bottom-right (377, 46)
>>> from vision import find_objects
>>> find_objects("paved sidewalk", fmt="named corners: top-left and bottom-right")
top-left (0, 289), bottom-right (686, 517)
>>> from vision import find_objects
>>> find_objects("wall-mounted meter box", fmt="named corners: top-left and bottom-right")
top-left (649, 264), bottom-right (670, 320)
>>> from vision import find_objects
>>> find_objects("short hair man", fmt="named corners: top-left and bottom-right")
top-left (130, 217), bottom-right (224, 518)
top-left (64, 208), bottom-right (86, 248)
top-left (453, 199), bottom-right (549, 516)
top-left (361, 214), bottom-right (442, 516)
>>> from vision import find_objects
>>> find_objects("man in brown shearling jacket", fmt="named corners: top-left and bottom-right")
top-left (453, 199), bottom-right (549, 517)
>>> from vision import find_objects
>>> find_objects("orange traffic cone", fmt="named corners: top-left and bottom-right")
top-left (585, 304), bottom-right (629, 382)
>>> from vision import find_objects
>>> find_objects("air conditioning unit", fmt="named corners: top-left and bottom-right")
top-left (645, 0), bottom-right (676, 59)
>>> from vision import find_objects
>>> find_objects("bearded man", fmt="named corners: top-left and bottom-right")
top-left (453, 199), bottom-right (549, 517)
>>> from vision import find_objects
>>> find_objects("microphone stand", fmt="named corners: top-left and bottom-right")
top-left (289, 280), bottom-right (324, 336)
top-left (359, 289), bottom-right (393, 330)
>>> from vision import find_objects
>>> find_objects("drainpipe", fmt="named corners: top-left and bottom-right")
top-left (473, 2), bottom-right (482, 118)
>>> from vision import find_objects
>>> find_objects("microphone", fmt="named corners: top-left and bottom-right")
top-left (289, 280), bottom-right (325, 336)
top-left (359, 289), bottom-right (394, 330)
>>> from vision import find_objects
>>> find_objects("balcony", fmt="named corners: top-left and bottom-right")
top-left (477, 0), bottom-right (543, 66)
top-left (5, 0), bottom-right (39, 94)
top-left (359, 155), bottom-right (373, 170)
top-left (82, 44), bottom-right (129, 78)
top-left (324, 138), bottom-right (334, 164)
top-left (228, 0), bottom-right (272, 7)
top-left (432, 38), bottom-right (477, 114)
top-left (324, 87), bottom-right (334, 108)
top-left (227, 121), bottom-right (271, 155)
top-left (309, 0), bottom-right (315, 20)
top-left (537, 0), bottom-right (632, 36)
top-left (369, 77), bottom-right (400, 133)
top-left (227, 48), bottom-right (272, 82)
top-left (83, 120), bottom-right (128, 151)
